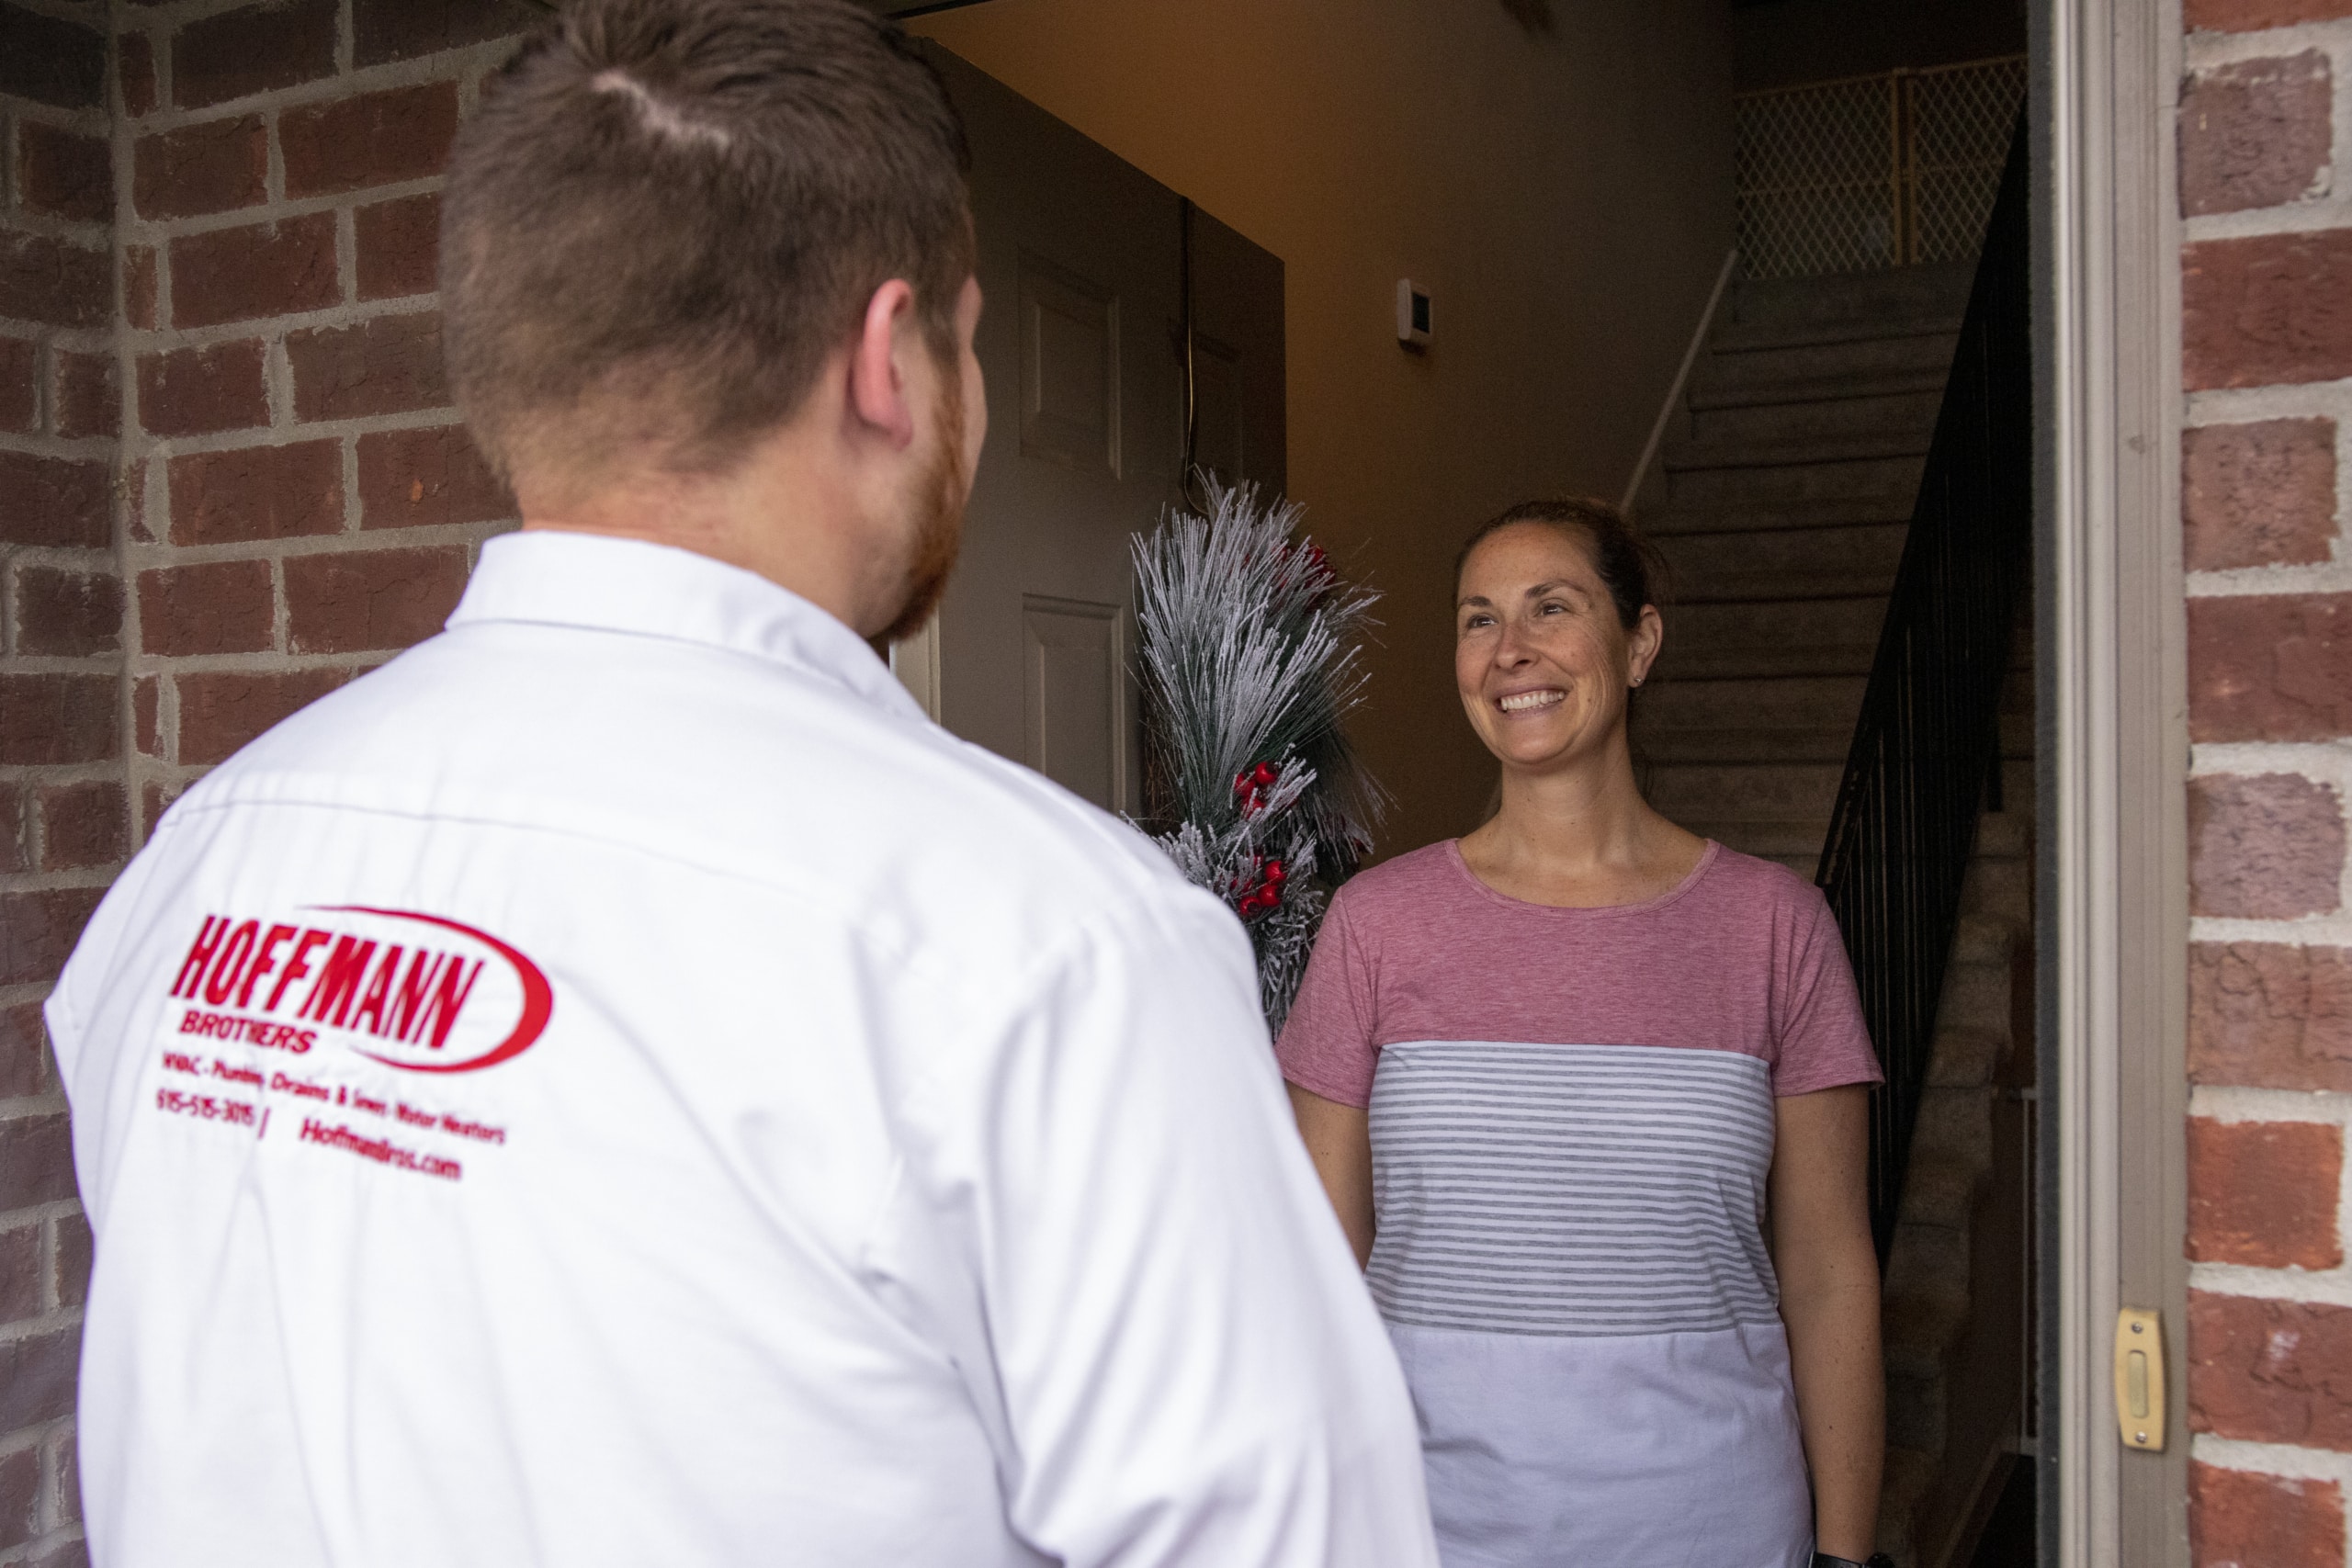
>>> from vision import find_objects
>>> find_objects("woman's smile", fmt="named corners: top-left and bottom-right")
top-left (1496, 687), bottom-right (1566, 714)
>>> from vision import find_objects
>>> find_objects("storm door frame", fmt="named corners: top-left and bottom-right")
top-left (2037, 0), bottom-right (2191, 1562)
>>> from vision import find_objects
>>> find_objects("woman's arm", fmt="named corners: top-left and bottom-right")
top-left (1286, 1083), bottom-right (1374, 1268)
top-left (1769, 1084), bottom-right (1884, 1562)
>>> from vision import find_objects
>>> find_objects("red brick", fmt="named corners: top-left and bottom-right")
top-left (0, 674), bottom-right (115, 767)
top-left (287, 547), bottom-right (468, 654)
top-left (0, 1325), bottom-right (80, 1433)
top-left (166, 440), bottom-right (343, 546)
top-left (0, 451), bottom-right (107, 547)
top-left (0, 231), bottom-right (107, 329)
top-left (135, 339), bottom-right (267, 438)
top-left (15, 121), bottom-right (111, 225)
top-left (0, 887), bottom-right (101, 989)
top-left (0, 337), bottom-right (34, 434)
top-left (0, 1006), bottom-right (47, 1100)
top-left (133, 674), bottom-right (157, 756)
top-left (2189, 1118), bottom-right (2344, 1269)
top-left (123, 244), bottom-right (156, 332)
top-left (169, 213), bottom-right (339, 329)
top-left (138, 558), bottom-right (273, 657)
top-left (53, 349), bottom-right (116, 440)
top-left (13, 567), bottom-right (121, 658)
top-left (141, 780), bottom-right (178, 838)
top-left (119, 28), bottom-right (157, 117)
top-left (40, 780), bottom-right (125, 873)
top-left (356, 192), bottom-right (441, 301)
top-left (0, 785), bottom-right (22, 876)
top-left (177, 669), bottom-right (347, 765)
top-left (282, 81), bottom-right (460, 198)
top-left (0, 1111), bottom-right (74, 1207)
top-left (358, 423), bottom-right (511, 529)
top-left (2188, 0), bottom-right (2352, 27)
top-left (288, 311), bottom-right (449, 422)
top-left (2190, 773), bottom-right (2346, 918)
top-left (2190, 1463), bottom-right (2344, 1568)
top-left (52, 1211), bottom-right (88, 1312)
top-left (2185, 418), bottom-right (2336, 571)
top-left (2191, 1292), bottom-right (2352, 1450)
top-left (131, 115), bottom-right (266, 220)
top-left (355, 0), bottom-right (539, 66)
top-left (2193, 942), bottom-right (2352, 1090)
top-left (2181, 53), bottom-right (2332, 219)
top-left (2191, 594), bottom-right (2352, 742)
top-left (171, 0), bottom-right (337, 110)
top-left (0, 1225), bottom-right (38, 1325)
top-left (0, 8), bottom-right (105, 112)
top-left (124, 456), bottom-right (151, 543)
top-left (2187, 231), bottom-right (2352, 391)
top-left (0, 1443), bottom-right (34, 1551)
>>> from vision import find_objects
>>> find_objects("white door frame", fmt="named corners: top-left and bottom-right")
top-left (2040, 0), bottom-right (2190, 1561)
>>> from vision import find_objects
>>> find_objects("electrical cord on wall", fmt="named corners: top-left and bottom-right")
top-left (1177, 195), bottom-right (1209, 516)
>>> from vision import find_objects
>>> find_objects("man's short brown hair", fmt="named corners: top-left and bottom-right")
top-left (442, 0), bottom-right (974, 485)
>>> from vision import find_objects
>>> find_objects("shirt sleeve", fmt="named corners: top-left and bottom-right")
top-left (1772, 887), bottom-right (1886, 1097)
top-left (1273, 889), bottom-right (1381, 1109)
top-left (868, 891), bottom-right (1438, 1568)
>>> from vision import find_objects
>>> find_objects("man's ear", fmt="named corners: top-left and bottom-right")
top-left (848, 279), bottom-right (918, 447)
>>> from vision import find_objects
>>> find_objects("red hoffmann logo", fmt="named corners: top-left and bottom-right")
top-left (169, 907), bottom-right (552, 1074)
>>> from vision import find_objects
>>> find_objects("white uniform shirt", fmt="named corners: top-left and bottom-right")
top-left (49, 531), bottom-right (1436, 1568)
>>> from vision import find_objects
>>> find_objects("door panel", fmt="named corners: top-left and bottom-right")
top-left (900, 47), bottom-right (1283, 815)
top-left (1018, 254), bottom-right (1121, 478)
top-left (1021, 594), bottom-right (1124, 809)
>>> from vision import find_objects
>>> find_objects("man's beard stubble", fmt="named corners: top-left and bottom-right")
top-left (877, 372), bottom-right (967, 647)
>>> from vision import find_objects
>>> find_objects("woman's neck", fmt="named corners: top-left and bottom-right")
top-left (1458, 739), bottom-right (1708, 908)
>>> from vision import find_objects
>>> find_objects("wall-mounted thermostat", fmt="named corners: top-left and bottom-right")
top-left (1396, 279), bottom-right (1430, 349)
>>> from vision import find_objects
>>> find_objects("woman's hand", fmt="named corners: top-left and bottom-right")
top-left (1287, 1083), bottom-right (1375, 1268)
top-left (1770, 1085), bottom-right (1884, 1562)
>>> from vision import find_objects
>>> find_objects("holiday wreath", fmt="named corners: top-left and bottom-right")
top-left (1131, 479), bottom-right (1386, 1030)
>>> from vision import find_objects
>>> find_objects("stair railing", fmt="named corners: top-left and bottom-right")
top-left (1815, 120), bottom-right (2031, 1259)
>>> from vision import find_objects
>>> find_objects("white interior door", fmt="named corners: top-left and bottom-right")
top-left (895, 47), bottom-right (1283, 818)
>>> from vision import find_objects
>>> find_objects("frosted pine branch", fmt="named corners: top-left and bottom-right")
top-left (1130, 479), bottom-right (1385, 1030)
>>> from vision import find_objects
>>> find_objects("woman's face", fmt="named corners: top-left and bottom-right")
top-left (1453, 521), bottom-right (1663, 773)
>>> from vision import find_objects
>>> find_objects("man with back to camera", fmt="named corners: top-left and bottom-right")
top-left (44, 3), bottom-right (1439, 1562)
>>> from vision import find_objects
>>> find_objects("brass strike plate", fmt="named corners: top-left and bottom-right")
top-left (2114, 1308), bottom-right (2165, 1451)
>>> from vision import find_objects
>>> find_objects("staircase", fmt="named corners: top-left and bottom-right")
top-left (1627, 260), bottom-right (2038, 1567)
top-left (1875, 633), bottom-right (2035, 1568)
top-left (1631, 261), bottom-right (1973, 879)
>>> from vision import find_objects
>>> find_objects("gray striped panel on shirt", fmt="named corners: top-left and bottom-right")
top-left (1366, 1040), bottom-right (1781, 1337)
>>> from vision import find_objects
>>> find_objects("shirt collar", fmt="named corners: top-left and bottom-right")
top-left (448, 530), bottom-right (926, 722)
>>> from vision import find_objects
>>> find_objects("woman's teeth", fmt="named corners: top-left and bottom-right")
top-left (1498, 690), bottom-right (1566, 713)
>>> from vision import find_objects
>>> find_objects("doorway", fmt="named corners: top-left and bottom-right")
top-left (892, 48), bottom-right (1285, 815)
top-left (890, 5), bottom-right (2194, 1564)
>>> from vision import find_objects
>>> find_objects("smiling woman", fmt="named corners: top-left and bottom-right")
top-left (1280, 498), bottom-right (1892, 1568)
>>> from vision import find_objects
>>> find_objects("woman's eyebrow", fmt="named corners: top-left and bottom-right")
top-left (1524, 579), bottom-right (1591, 600)
top-left (1457, 593), bottom-right (1496, 610)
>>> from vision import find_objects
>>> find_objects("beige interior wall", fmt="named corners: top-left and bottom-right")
top-left (915, 0), bottom-right (1735, 859)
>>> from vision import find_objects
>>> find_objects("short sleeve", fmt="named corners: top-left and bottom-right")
top-left (1772, 889), bottom-right (1885, 1097)
top-left (1274, 888), bottom-right (1382, 1109)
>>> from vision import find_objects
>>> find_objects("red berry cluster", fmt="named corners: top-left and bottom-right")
top-left (1233, 759), bottom-right (1281, 818)
top-left (1236, 856), bottom-right (1288, 920)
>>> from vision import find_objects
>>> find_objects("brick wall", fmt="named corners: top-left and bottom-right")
top-left (0, 2), bottom-right (535, 1559)
top-left (2179, 2), bottom-right (2352, 1564)
top-left (2, 3), bottom-right (122, 1561)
